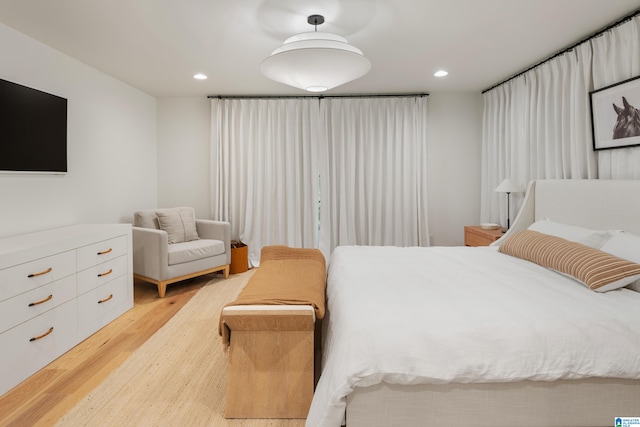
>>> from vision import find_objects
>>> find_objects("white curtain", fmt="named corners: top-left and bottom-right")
top-left (211, 98), bottom-right (321, 267)
top-left (318, 96), bottom-right (429, 256)
top-left (481, 80), bottom-right (526, 224)
top-left (482, 14), bottom-right (640, 225)
top-left (211, 96), bottom-right (429, 263)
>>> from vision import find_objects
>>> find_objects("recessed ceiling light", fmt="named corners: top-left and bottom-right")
top-left (434, 70), bottom-right (448, 77)
top-left (193, 73), bottom-right (207, 80)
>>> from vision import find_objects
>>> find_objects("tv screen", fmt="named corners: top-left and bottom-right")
top-left (0, 78), bottom-right (67, 173)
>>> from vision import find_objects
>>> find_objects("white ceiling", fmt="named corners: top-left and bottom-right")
top-left (1, 0), bottom-right (639, 97)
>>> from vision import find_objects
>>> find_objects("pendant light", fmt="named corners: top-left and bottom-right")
top-left (260, 14), bottom-right (371, 92)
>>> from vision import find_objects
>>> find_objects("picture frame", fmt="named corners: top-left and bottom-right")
top-left (590, 75), bottom-right (640, 151)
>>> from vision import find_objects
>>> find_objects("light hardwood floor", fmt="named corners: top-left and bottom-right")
top-left (0, 275), bottom-right (214, 427)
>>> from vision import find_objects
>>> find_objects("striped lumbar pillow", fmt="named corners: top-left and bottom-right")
top-left (499, 230), bottom-right (640, 292)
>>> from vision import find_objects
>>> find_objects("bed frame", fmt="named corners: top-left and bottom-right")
top-left (344, 179), bottom-right (640, 427)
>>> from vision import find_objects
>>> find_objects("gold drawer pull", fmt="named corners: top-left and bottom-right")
top-left (28, 294), bottom-right (53, 307)
top-left (30, 327), bottom-right (54, 342)
top-left (28, 267), bottom-right (52, 278)
top-left (98, 294), bottom-right (113, 304)
top-left (97, 248), bottom-right (113, 256)
top-left (97, 269), bottom-right (113, 277)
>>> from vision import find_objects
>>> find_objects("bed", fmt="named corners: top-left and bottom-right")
top-left (306, 179), bottom-right (640, 427)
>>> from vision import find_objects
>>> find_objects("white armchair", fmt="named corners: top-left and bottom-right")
top-left (132, 207), bottom-right (230, 297)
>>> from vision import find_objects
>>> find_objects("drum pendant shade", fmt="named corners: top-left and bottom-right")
top-left (260, 16), bottom-right (371, 92)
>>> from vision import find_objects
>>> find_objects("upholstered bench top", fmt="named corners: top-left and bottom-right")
top-left (219, 245), bottom-right (327, 346)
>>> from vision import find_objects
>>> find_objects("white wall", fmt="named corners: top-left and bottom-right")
top-left (427, 92), bottom-right (484, 246)
top-left (156, 97), bottom-right (211, 218)
top-left (0, 23), bottom-right (158, 239)
top-left (157, 93), bottom-right (484, 246)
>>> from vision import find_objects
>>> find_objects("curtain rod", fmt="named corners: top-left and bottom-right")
top-left (208, 93), bottom-right (428, 100)
top-left (482, 8), bottom-right (640, 94)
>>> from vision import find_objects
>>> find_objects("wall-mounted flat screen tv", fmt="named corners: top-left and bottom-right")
top-left (0, 78), bottom-right (67, 174)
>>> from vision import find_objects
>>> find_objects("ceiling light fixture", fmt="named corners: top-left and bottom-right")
top-left (260, 14), bottom-right (371, 93)
top-left (193, 73), bottom-right (208, 80)
top-left (434, 70), bottom-right (448, 77)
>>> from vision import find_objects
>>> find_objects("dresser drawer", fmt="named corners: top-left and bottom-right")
top-left (76, 254), bottom-right (127, 296)
top-left (77, 275), bottom-right (129, 334)
top-left (77, 235), bottom-right (128, 271)
top-left (0, 275), bottom-right (76, 334)
top-left (0, 298), bottom-right (78, 396)
top-left (0, 251), bottom-right (76, 303)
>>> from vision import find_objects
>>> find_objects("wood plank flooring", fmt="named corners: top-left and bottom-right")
top-left (0, 275), bottom-right (213, 427)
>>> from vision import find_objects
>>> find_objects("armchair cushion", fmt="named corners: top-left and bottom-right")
top-left (155, 207), bottom-right (199, 243)
top-left (134, 210), bottom-right (160, 229)
top-left (168, 239), bottom-right (225, 266)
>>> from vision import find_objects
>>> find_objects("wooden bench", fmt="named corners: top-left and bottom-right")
top-left (219, 246), bottom-right (326, 419)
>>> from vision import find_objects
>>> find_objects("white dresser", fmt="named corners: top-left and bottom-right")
top-left (0, 224), bottom-right (133, 396)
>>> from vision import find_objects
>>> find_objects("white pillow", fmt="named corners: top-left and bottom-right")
top-left (155, 207), bottom-right (199, 244)
top-left (600, 232), bottom-right (640, 291)
top-left (527, 219), bottom-right (610, 248)
top-left (600, 231), bottom-right (640, 262)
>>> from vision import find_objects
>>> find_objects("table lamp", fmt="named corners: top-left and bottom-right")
top-left (494, 179), bottom-right (523, 231)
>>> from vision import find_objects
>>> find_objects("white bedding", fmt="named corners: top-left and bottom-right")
top-left (306, 245), bottom-right (640, 427)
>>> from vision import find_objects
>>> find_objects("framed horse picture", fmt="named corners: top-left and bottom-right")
top-left (590, 75), bottom-right (640, 150)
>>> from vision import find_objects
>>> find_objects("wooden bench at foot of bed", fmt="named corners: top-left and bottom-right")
top-left (219, 246), bottom-right (326, 419)
top-left (222, 305), bottom-right (315, 418)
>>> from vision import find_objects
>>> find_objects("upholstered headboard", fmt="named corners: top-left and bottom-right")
top-left (495, 179), bottom-right (640, 243)
top-left (493, 179), bottom-right (640, 292)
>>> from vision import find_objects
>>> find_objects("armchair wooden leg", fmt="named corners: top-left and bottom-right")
top-left (224, 265), bottom-right (230, 279)
top-left (157, 282), bottom-right (168, 298)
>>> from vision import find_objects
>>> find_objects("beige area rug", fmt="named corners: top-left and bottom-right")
top-left (56, 271), bottom-right (305, 427)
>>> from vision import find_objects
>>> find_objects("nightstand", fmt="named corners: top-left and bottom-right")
top-left (464, 225), bottom-right (505, 247)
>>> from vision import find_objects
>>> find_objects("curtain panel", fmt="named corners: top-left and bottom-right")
top-left (211, 96), bottom-right (429, 264)
top-left (318, 96), bottom-right (429, 256)
top-left (211, 98), bottom-right (321, 267)
top-left (481, 14), bottom-right (640, 225)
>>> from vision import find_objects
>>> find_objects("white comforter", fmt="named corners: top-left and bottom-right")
top-left (306, 245), bottom-right (640, 427)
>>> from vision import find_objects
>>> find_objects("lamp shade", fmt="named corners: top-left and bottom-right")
top-left (260, 31), bottom-right (371, 92)
top-left (494, 178), bottom-right (523, 193)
